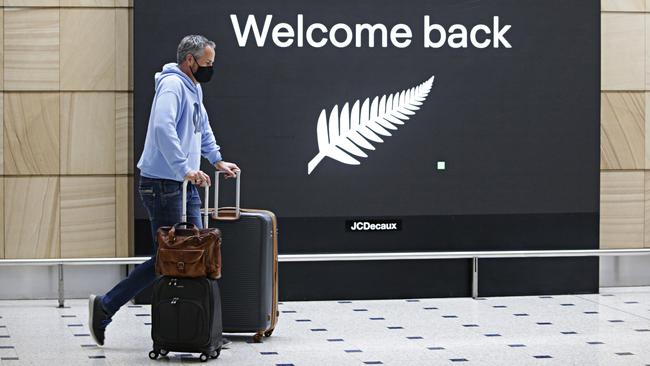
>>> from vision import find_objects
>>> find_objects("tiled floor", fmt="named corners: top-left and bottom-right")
top-left (1, 287), bottom-right (650, 365)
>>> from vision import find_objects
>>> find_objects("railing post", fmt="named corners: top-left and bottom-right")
top-left (472, 257), bottom-right (479, 299)
top-left (57, 264), bottom-right (65, 308)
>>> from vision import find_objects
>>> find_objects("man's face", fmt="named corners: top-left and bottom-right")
top-left (190, 46), bottom-right (215, 71)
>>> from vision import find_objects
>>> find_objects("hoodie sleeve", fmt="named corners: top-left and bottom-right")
top-left (152, 85), bottom-right (193, 180)
top-left (200, 105), bottom-right (223, 165)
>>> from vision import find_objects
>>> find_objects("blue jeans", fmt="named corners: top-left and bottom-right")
top-left (102, 176), bottom-right (203, 316)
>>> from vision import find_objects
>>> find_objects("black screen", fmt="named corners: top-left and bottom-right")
top-left (136, 0), bottom-right (598, 219)
top-left (135, 0), bottom-right (599, 299)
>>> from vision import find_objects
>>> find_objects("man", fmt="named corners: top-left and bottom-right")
top-left (88, 35), bottom-right (239, 347)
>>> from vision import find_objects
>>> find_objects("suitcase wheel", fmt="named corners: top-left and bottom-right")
top-left (264, 329), bottom-right (274, 338)
top-left (210, 349), bottom-right (220, 359)
top-left (159, 349), bottom-right (169, 356)
top-left (200, 353), bottom-right (209, 362)
top-left (148, 351), bottom-right (159, 360)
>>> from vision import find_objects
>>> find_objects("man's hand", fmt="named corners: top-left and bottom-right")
top-left (184, 170), bottom-right (211, 187)
top-left (215, 161), bottom-right (241, 179)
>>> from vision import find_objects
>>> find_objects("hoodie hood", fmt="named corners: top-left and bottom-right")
top-left (154, 63), bottom-right (201, 96)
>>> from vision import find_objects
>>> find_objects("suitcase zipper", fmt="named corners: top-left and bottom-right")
top-left (176, 298), bottom-right (181, 343)
top-left (208, 281), bottom-right (214, 346)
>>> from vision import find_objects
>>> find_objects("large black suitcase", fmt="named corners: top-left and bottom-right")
top-left (149, 275), bottom-right (223, 361)
top-left (208, 171), bottom-right (279, 343)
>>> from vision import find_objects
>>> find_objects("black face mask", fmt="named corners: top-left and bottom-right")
top-left (190, 55), bottom-right (214, 83)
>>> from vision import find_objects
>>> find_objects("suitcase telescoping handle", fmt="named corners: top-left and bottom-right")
top-left (213, 170), bottom-right (241, 221)
top-left (181, 179), bottom-right (210, 228)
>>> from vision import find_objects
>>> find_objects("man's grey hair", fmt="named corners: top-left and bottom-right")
top-left (176, 35), bottom-right (216, 64)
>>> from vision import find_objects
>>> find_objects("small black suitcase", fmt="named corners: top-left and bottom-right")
top-left (149, 276), bottom-right (223, 362)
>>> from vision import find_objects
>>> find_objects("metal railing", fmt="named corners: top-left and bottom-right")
top-left (1, 249), bottom-right (649, 307)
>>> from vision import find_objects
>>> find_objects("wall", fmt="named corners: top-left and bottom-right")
top-left (0, 0), bottom-right (642, 260)
top-left (0, 0), bottom-right (134, 260)
top-left (601, 1), bottom-right (650, 249)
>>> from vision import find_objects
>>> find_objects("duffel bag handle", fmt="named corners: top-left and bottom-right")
top-left (213, 170), bottom-right (241, 221)
top-left (182, 179), bottom-right (210, 228)
top-left (168, 222), bottom-right (199, 243)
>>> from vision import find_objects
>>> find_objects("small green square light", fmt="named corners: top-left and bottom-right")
top-left (437, 161), bottom-right (446, 170)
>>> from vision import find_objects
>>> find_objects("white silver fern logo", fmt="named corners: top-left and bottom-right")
top-left (307, 75), bottom-right (435, 175)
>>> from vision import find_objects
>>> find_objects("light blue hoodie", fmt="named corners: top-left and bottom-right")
top-left (137, 63), bottom-right (223, 182)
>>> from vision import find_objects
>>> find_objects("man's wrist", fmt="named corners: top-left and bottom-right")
top-left (182, 165), bottom-right (193, 179)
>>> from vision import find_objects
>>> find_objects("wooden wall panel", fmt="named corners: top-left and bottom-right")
top-left (61, 177), bottom-right (115, 258)
top-left (645, 171), bottom-right (650, 248)
top-left (115, 8), bottom-right (132, 91)
top-left (60, 9), bottom-right (115, 90)
top-left (4, 92), bottom-right (60, 175)
top-left (3, 0), bottom-right (59, 7)
top-left (116, 92), bottom-right (132, 174)
top-left (646, 93), bottom-right (650, 169)
top-left (0, 3), bottom-right (134, 260)
top-left (0, 9), bottom-right (3, 91)
top-left (4, 177), bottom-right (60, 259)
top-left (602, 13), bottom-right (645, 90)
top-left (601, 171), bottom-right (645, 248)
top-left (601, 92), bottom-right (645, 169)
top-left (0, 178), bottom-right (4, 259)
top-left (602, 0), bottom-right (645, 11)
top-left (60, 0), bottom-right (114, 6)
top-left (4, 8), bottom-right (59, 91)
top-left (0, 92), bottom-right (3, 176)
top-left (115, 176), bottom-right (133, 257)
top-left (60, 92), bottom-right (116, 174)
top-left (647, 13), bottom-right (650, 90)
top-left (128, 9), bottom-right (133, 90)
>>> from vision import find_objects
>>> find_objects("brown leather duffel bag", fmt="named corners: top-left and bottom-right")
top-left (155, 222), bottom-right (222, 279)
